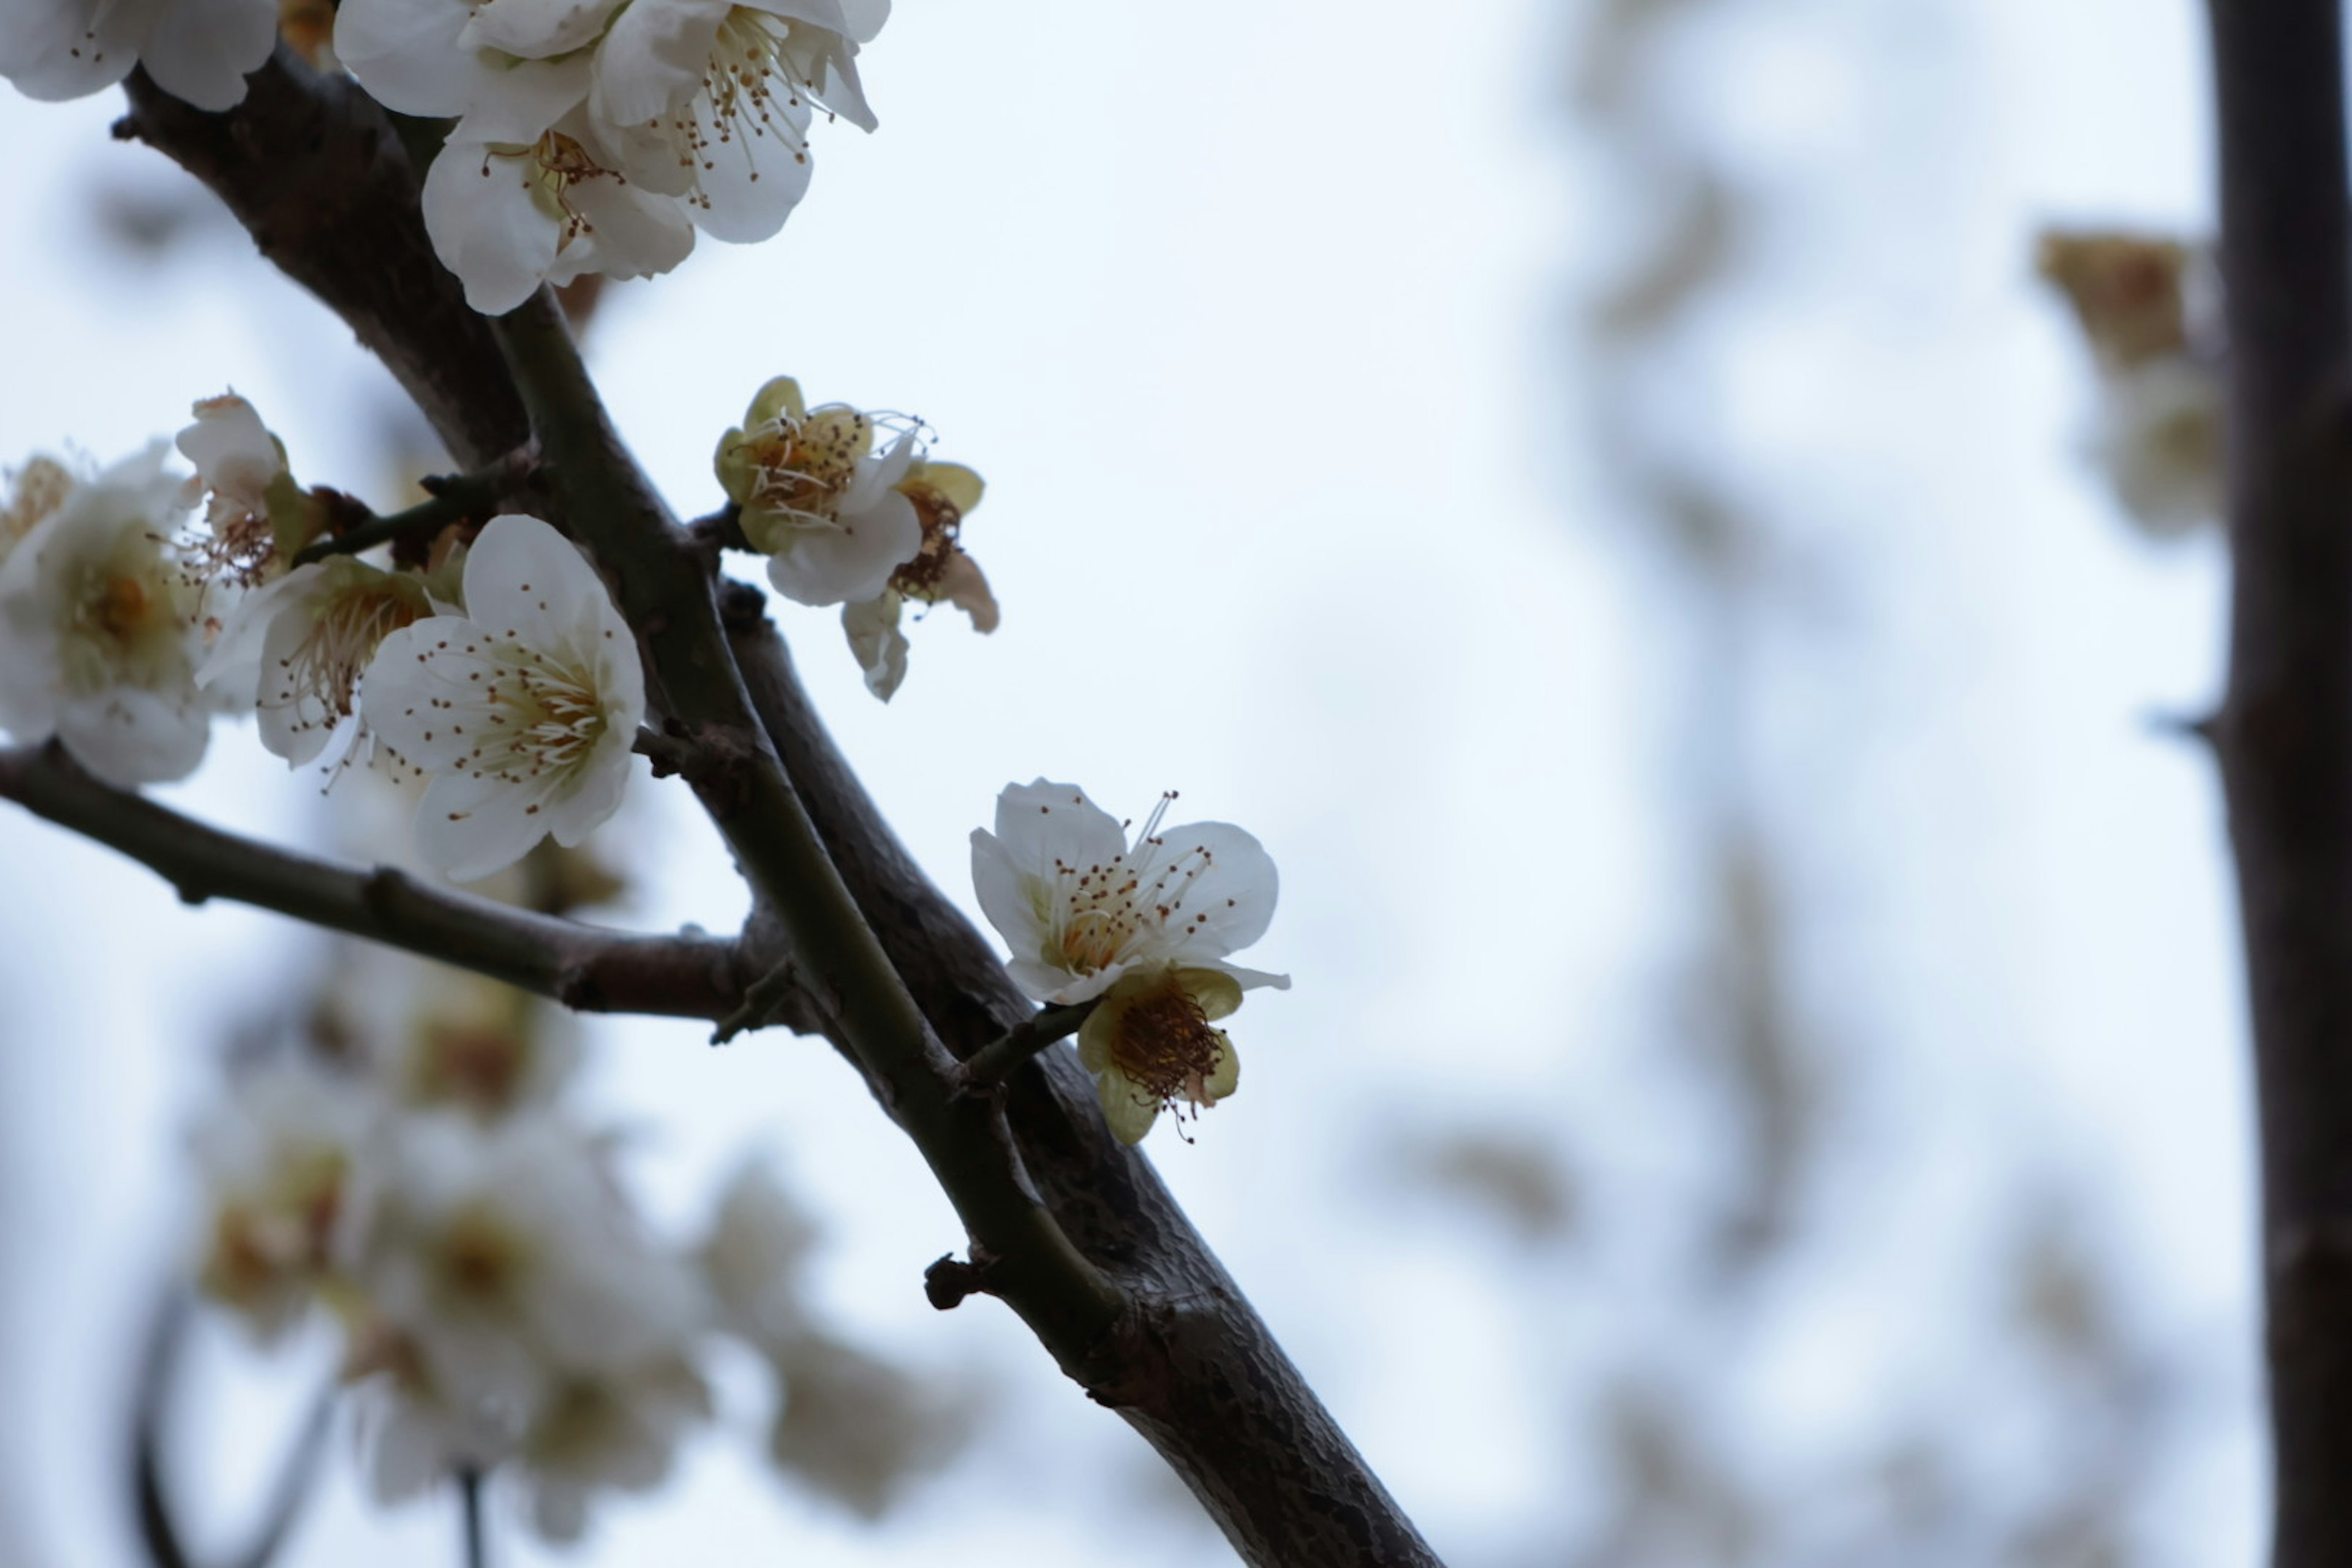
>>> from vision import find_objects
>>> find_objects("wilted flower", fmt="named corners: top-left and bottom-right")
top-left (0, 443), bottom-right (215, 786)
top-left (173, 392), bottom-right (320, 594)
top-left (0, 0), bottom-right (277, 112)
top-left (839, 457), bottom-right (997, 700)
top-left (2087, 356), bottom-right (2223, 538)
top-left (716, 376), bottom-right (922, 606)
top-left (363, 514), bottom-right (645, 881)
top-left (1077, 964), bottom-right (1244, 1144)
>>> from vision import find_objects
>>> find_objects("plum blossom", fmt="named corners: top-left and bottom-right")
top-left (200, 554), bottom-right (438, 766)
top-left (971, 782), bottom-right (1287, 1141)
top-left (2088, 357), bottom-right (2223, 538)
top-left (514, 1355), bottom-right (713, 1541)
top-left (173, 392), bottom-right (318, 594)
top-left (0, 443), bottom-right (216, 786)
top-left (362, 514), bottom-right (644, 881)
top-left (589, 0), bottom-right (886, 243)
top-left (840, 457), bottom-right (997, 701)
top-left (715, 377), bottom-right (921, 606)
top-left (0, 455), bottom-right (75, 571)
top-left (0, 0), bottom-right (277, 112)
top-left (190, 1057), bottom-right (381, 1344)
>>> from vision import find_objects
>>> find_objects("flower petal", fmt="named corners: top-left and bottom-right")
top-left (1096, 1070), bottom-right (1159, 1145)
top-left (337, 0), bottom-right (491, 118)
top-left (1145, 820), bottom-right (1280, 961)
top-left (841, 593), bottom-right (908, 701)
top-left (137, 0), bottom-right (276, 111)
top-left (589, 0), bottom-right (731, 129)
top-left (763, 488), bottom-right (918, 606)
top-left (414, 767), bottom-right (562, 880)
top-left (422, 138), bottom-right (564, 317)
top-left (462, 0), bottom-right (627, 59)
top-left (459, 515), bottom-right (618, 663)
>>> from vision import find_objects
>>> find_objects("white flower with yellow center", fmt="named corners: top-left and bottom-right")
top-left (362, 514), bottom-right (644, 881)
top-left (423, 113), bottom-right (698, 315)
top-left (840, 457), bottom-right (997, 701)
top-left (0, 443), bottom-right (214, 787)
top-left (173, 391), bottom-right (318, 595)
top-left (589, 0), bottom-right (884, 244)
top-left (715, 376), bottom-right (922, 606)
top-left (202, 554), bottom-right (439, 766)
top-left (0, 0), bottom-right (277, 111)
top-left (971, 781), bottom-right (1289, 1006)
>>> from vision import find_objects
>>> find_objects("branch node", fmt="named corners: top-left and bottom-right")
top-left (924, 1251), bottom-right (997, 1311)
top-left (709, 957), bottom-right (802, 1044)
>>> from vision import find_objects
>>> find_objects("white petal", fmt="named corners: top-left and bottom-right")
top-left (137, 0), bottom-right (276, 111)
top-left (970, 827), bottom-right (1047, 963)
top-left (361, 620), bottom-right (497, 772)
top-left (589, 0), bottom-right (731, 127)
top-left (414, 768), bottom-right (560, 880)
top-left (556, 165), bottom-right (695, 282)
top-left (176, 392), bottom-right (281, 497)
top-left (450, 53), bottom-right (593, 145)
top-left (540, 725), bottom-right (633, 846)
top-left (336, 0), bottom-right (490, 118)
top-left (763, 489), bottom-right (918, 607)
top-left (462, 0), bottom-right (626, 59)
top-left (0, 0), bottom-right (148, 102)
top-left (841, 593), bottom-right (907, 700)
top-left (1213, 963), bottom-right (1291, 993)
top-left (677, 100), bottom-right (815, 244)
top-left (461, 514), bottom-right (620, 664)
top-left (197, 557), bottom-right (312, 702)
top-left (422, 139), bottom-right (564, 317)
top-left (989, 778), bottom-right (1128, 875)
top-left (57, 685), bottom-right (210, 787)
top-left (251, 578), bottom-right (340, 764)
top-left (1145, 820), bottom-right (1280, 960)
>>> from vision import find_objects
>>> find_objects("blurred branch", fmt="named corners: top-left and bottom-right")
top-left (2204, 4), bottom-right (2352, 1565)
top-left (110, 50), bottom-right (1442, 1567)
top-left (290, 448), bottom-right (537, 567)
top-left (0, 742), bottom-right (754, 1021)
top-left (132, 1291), bottom-right (332, 1568)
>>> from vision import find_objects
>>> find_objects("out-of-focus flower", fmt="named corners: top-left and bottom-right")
top-left (2036, 230), bottom-right (2198, 372)
top-left (200, 555), bottom-right (435, 765)
top-left (766, 1330), bottom-right (967, 1518)
top-left (391, 968), bottom-right (578, 1118)
top-left (0, 0), bottom-right (277, 112)
top-left (2087, 356), bottom-right (2223, 538)
top-left (0, 444), bottom-right (214, 786)
top-left (0, 455), bottom-right (74, 571)
top-left (701, 1161), bottom-right (819, 1346)
top-left (839, 457), bottom-right (996, 701)
top-left (971, 781), bottom-right (1289, 1006)
top-left (589, 0), bottom-right (885, 244)
top-left (190, 1057), bottom-right (380, 1343)
top-left (715, 377), bottom-right (922, 606)
top-left (363, 514), bottom-right (644, 881)
top-left (516, 1355), bottom-right (713, 1541)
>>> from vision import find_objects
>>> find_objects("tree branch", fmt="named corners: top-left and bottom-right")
top-left (0, 742), bottom-right (752, 1021)
top-left (110, 51), bottom-right (1441, 1566)
top-left (2205, 4), bottom-right (2352, 1564)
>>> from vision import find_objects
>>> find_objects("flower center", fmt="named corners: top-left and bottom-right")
top-left (433, 1204), bottom-right (529, 1310)
top-left (89, 571), bottom-right (153, 640)
top-left (1110, 978), bottom-right (1229, 1123)
top-left (887, 478), bottom-right (962, 599)
top-left (271, 581), bottom-right (424, 739)
top-left (486, 131), bottom-right (627, 254)
top-left (731, 405), bottom-right (872, 530)
top-left (467, 656), bottom-right (608, 784)
top-left (1044, 795), bottom-right (1220, 975)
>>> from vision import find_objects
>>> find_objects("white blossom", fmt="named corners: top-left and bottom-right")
top-left (173, 391), bottom-right (314, 591)
top-left (362, 514), bottom-right (644, 881)
top-left (0, 455), bottom-right (75, 572)
top-left (0, 443), bottom-right (215, 786)
top-left (189, 1056), bottom-right (382, 1344)
top-left (716, 377), bottom-right (922, 606)
top-left (422, 112), bottom-right (698, 315)
top-left (766, 1330), bottom-right (966, 1518)
top-left (589, 0), bottom-right (884, 243)
top-left (515, 1355), bottom-right (712, 1541)
top-left (200, 554), bottom-right (437, 766)
top-left (971, 782), bottom-right (1287, 1006)
top-left (0, 0), bottom-right (276, 112)
top-left (700, 1161), bottom-right (818, 1346)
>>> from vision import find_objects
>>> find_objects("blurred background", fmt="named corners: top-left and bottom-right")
top-left (0, 0), bottom-right (2252, 1563)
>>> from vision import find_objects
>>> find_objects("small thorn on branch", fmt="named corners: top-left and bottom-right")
top-left (2146, 707), bottom-right (2221, 745)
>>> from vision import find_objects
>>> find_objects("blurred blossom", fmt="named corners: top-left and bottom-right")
top-left (766, 1329), bottom-right (970, 1520)
top-left (0, 0), bottom-right (276, 113)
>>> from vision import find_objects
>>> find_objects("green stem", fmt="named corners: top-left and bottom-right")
top-left (488, 296), bottom-right (1128, 1368)
top-left (955, 1001), bottom-right (1099, 1089)
top-left (290, 453), bottom-right (528, 567)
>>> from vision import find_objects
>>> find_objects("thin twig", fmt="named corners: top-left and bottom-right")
top-left (457, 1469), bottom-right (488, 1568)
top-left (0, 742), bottom-right (750, 1020)
top-left (291, 450), bottom-right (534, 567)
top-left (953, 1001), bottom-right (1099, 1090)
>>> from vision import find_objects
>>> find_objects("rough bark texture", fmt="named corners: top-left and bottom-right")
top-left (2205, 4), bottom-right (2352, 1565)
top-left (118, 53), bottom-right (1438, 1566)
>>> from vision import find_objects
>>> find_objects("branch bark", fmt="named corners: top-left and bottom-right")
top-left (2205, 4), bottom-right (2352, 1564)
top-left (113, 51), bottom-right (1440, 1566)
top-left (0, 742), bottom-right (752, 1021)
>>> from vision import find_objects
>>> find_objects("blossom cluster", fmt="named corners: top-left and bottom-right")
top-left (717, 375), bottom-right (998, 699)
top-left (971, 782), bottom-right (1288, 1143)
top-left (0, 398), bottom-right (646, 881)
top-left (1, 0), bottom-right (888, 314)
top-left (2037, 228), bottom-right (2223, 537)
top-left (191, 929), bottom-right (962, 1539)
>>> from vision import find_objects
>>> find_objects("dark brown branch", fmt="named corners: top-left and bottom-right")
top-left (0, 742), bottom-right (752, 1021)
top-left (111, 53), bottom-right (1441, 1566)
top-left (2205, 4), bottom-right (2352, 1564)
